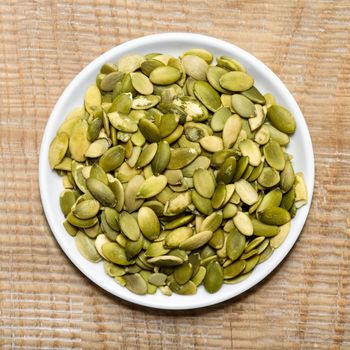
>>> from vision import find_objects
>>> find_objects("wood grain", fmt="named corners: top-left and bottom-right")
top-left (0, 0), bottom-right (349, 349)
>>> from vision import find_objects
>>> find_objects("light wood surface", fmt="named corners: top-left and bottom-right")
top-left (1, 1), bottom-right (349, 349)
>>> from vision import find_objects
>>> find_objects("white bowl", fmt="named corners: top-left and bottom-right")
top-left (39, 33), bottom-right (314, 310)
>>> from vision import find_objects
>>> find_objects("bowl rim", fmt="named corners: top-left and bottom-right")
top-left (39, 32), bottom-right (315, 310)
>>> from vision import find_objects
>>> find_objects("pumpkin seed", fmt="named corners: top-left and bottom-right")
top-left (267, 105), bottom-right (296, 134)
top-left (69, 120), bottom-right (90, 162)
top-left (226, 230), bottom-right (246, 261)
top-left (124, 273), bottom-right (148, 295)
top-left (270, 221), bottom-right (291, 248)
top-left (137, 206), bottom-right (160, 240)
top-left (59, 189), bottom-right (76, 217)
top-left (119, 211), bottom-right (141, 241)
top-left (234, 179), bottom-right (259, 205)
top-left (75, 232), bottom-right (101, 263)
top-left (86, 178), bottom-right (116, 207)
top-left (181, 55), bottom-right (208, 81)
top-left (219, 71), bottom-right (254, 92)
top-left (231, 94), bottom-right (255, 118)
top-left (168, 147), bottom-right (198, 169)
top-left (193, 168), bottom-right (215, 198)
top-left (179, 231), bottom-right (213, 250)
top-left (260, 207), bottom-right (291, 225)
top-left (223, 260), bottom-right (246, 279)
top-left (151, 140), bottom-right (171, 174)
top-left (73, 199), bottom-right (100, 219)
top-left (99, 145), bottom-right (125, 172)
top-left (137, 175), bottom-right (167, 198)
top-left (84, 85), bottom-right (101, 113)
top-left (204, 261), bottom-right (223, 293)
top-left (263, 140), bottom-right (286, 171)
top-left (233, 211), bottom-right (253, 236)
top-left (49, 132), bottom-right (69, 169)
top-left (193, 81), bottom-right (221, 112)
top-left (149, 66), bottom-right (181, 85)
top-left (222, 115), bottom-right (242, 148)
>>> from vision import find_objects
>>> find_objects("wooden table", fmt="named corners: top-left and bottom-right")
top-left (1, 1), bottom-right (349, 348)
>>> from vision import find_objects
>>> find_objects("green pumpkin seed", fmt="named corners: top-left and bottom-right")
top-left (148, 272), bottom-right (168, 286)
top-left (260, 207), bottom-right (291, 225)
top-left (211, 183), bottom-right (227, 209)
top-left (219, 71), bottom-right (254, 92)
top-left (75, 232), bottom-right (101, 263)
top-left (254, 125), bottom-right (270, 145)
top-left (145, 241), bottom-right (169, 257)
top-left (165, 226), bottom-right (193, 248)
top-left (130, 72), bottom-right (153, 95)
top-left (181, 55), bottom-right (208, 80)
top-left (251, 218), bottom-right (279, 237)
top-left (241, 86), bottom-right (265, 104)
top-left (69, 120), bottom-right (90, 162)
top-left (159, 113), bottom-right (179, 138)
top-left (223, 260), bottom-right (246, 279)
top-left (100, 71), bottom-right (124, 91)
top-left (59, 189), bottom-right (76, 217)
top-left (258, 244), bottom-right (274, 264)
top-left (98, 145), bottom-right (125, 173)
top-left (280, 160), bottom-right (295, 192)
top-left (239, 139), bottom-right (261, 166)
top-left (226, 229), bottom-right (246, 261)
top-left (137, 206), bottom-right (160, 240)
top-left (233, 211), bottom-right (253, 236)
top-left (216, 157), bottom-right (236, 185)
top-left (72, 199), bottom-right (100, 219)
top-left (257, 167), bottom-right (280, 187)
top-left (147, 255), bottom-right (184, 267)
top-left (49, 132), bottom-right (69, 169)
top-left (108, 112), bottom-right (138, 133)
top-left (149, 66), bottom-right (181, 85)
top-left (200, 211), bottom-right (223, 232)
top-left (84, 85), bottom-right (101, 113)
top-left (270, 221), bottom-right (291, 248)
top-left (151, 141), bottom-right (171, 174)
top-left (203, 261), bottom-right (223, 293)
top-left (217, 56), bottom-right (246, 72)
top-left (167, 147), bottom-right (198, 169)
top-left (119, 211), bottom-right (140, 241)
top-left (231, 94), bottom-right (255, 118)
top-left (233, 156), bottom-right (249, 182)
top-left (123, 273), bottom-right (148, 295)
top-left (118, 54), bottom-right (145, 73)
top-left (137, 175), bottom-right (167, 198)
top-left (266, 124), bottom-right (289, 146)
top-left (234, 179), bottom-right (259, 205)
top-left (193, 81), bottom-right (221, 112)
top-left (141, 59), bottom-right (165, 76)
top-left (138, 118), bottom-right (161, 143)
top-left (193, 168), bottom-right (215, 198)
top-left (257, 188), bottom-right (283, 213)
top-left (191, 190), bottom-right (213, 215)
top-left (182, 156), bottom-right (210, 177)
top-left (263, 140), bottom-right (286, 171)
top-left (63, 220), bottom-right (78, 236)
top-left (86, 178), bottom-right (115, 207)
top-left (125, 235), bottom-right (143, 260)
top-left (164, 214), bottom-right (194, 230)
top-left (174, 261), bottom-right (193, 285)
top-left (132, 95), bottom-right (160, 109)
top-left (222, 115), bottom-right (242, 148)
top-left (267, 105), bottom-right (296, 134)
top-left (207, 66), bottom-right (230, 93)
top-left (179, 231), bottom-right (213, 250)
top-left (199, 136), bottom-right (224, 152)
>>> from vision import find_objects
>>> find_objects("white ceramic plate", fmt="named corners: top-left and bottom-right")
top-left (39, 33), bottom-right (314, 310)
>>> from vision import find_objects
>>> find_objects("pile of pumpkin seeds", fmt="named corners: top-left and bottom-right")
top-left (49, 48), bottom-right (308, 296)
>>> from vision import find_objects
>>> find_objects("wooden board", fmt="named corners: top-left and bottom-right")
top-left (0, 0), bottom-right (349, 348)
